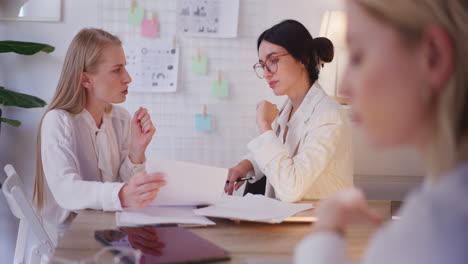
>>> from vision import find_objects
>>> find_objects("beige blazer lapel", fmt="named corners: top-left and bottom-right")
top-left (264, 84), bottom-right (326, 199)
top-left (285, 84), bottom-right (326, 156)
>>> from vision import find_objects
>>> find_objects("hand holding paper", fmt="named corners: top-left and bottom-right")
top-left (147, 158), bottom-right (228, 206)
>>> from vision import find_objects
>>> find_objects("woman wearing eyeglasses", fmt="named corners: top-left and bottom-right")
top-left (225, 19), bottom-right (353, 202)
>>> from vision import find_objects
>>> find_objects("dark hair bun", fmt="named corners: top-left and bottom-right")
top-left (257, 19), bottom-right (335, 84)
top-left (313, 37), bottom-right (334, 63)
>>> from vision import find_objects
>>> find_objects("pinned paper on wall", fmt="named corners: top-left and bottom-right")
top-left (195, 105), bottom-right (212, 131)
top-left (212, 80), bottom-right (228, 97)
top-left (123, 40), bottom-right (179, 93)
top-left (190, 55), bottom-right (208, 74)
top-left (128, 6), bottom-right (144, 25)
top-left (195, 114), bottom-right (213, 131)
top-left (212, 72), bottom-right (228, 97)
top-left (141, 19), bottom-right (159, 38)
top-left (176, 0), bottom-right (240, 38)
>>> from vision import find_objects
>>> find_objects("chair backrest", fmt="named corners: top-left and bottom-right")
top-left (3, 164), bottom-right (54, 264)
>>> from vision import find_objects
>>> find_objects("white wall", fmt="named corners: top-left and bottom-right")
top-left (266, 0), bottom-right (344, 36)
top-left (0, 23), bottom-right (4, 83)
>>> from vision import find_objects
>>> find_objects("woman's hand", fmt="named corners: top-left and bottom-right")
top-left (119, 171), bottom-right (166, 208)
top-left (224, 160), bottom-right (253, 195)
top-left (129, 107), bottom-right (155, 164)
top-left (256, 101), bottom-right (279, 133)
top-left (314, 189), bottom-right (384, 235)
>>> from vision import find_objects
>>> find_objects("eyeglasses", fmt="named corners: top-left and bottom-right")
top-left (252, 53), bottom-right (290, 79)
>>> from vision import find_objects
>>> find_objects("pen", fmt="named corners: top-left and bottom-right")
top-left (226, 176), bottom-right (255, 184)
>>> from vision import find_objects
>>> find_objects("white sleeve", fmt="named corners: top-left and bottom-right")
top-left (295, 232), bottom-right (348, 264)
top-left (42, 111), bottom-right (125, 211)
top-left (117, 109), bottom-right (145, 182)
top-left (242, 153), bottom-right (265, 184)
top-left (247, 120), bottom-right (344, 202)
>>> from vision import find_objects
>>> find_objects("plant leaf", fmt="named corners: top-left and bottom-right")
top-left (0, 117), bottom-right (21, 127)
top-left (0, 40), bottom-right (55, 55)
top-left (0, 87), bottom-right (47, 108)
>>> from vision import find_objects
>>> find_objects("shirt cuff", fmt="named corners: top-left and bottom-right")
top-left (102, 182), bottom-right (126, 211)
top-left (294, 232), bottom-right (346, 264)
top-left (126, 155), bottom-right (146, 174)
top-left (243, 155), bottom-right (264, 184)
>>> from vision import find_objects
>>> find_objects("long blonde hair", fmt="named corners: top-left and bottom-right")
top-left (356, 0), bottom-right (468, 178)
top-left (34, 28), bottom-right (121, 210)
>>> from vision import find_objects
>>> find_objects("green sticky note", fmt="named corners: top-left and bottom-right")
top-left (128, 7), bottom-right (144, 25)
top-left (212, 80), bottom-right (229, 98)
top-left (190, 56), bottom-right (208, 74)
top-left (195, 114), bottom-right (212, 132)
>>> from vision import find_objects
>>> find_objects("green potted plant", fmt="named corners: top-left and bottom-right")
top-left (0, 40), bottom-right (54, 131)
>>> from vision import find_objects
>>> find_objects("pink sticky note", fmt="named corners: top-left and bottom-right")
top-left (141, 19), bottom-right (159, 38)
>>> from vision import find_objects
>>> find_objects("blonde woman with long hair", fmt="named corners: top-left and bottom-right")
top-left (296, 0), bottom-right (468, 263)
top-left (34, 28), bottom-right (166, 231)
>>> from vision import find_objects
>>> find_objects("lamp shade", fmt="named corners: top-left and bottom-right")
top-left (318, 10), bottom-right (349, 102)
top-left (319, 10), bottom-right (347, 48)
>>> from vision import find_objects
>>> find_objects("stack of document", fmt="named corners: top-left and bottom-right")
top-left (116, 158), bottom-right (227, 227)
top-left (116, 206), bottom-right (216, 226)
top-left (116, 158), bottom-right (313, 226)
top-left (194, 193), bottom-right (313, 223)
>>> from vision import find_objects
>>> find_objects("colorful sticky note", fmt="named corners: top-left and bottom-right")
top-left (141, 19), bottom-right (159, 38)
top-left (195, 114), bottom-right (212, 132)
top-left (128, 7), bottom-right (144, 25)
top-left (190, 56), bottom-right (208, 74)
top-left (211, 80), bottom-right (229, 98)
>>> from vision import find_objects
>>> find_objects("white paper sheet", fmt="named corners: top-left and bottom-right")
top-left (176, 0), bottom-right (239, 38)
top-left (193, 194), bottom-right (313, 223)
top-left (123, 40), bottom-right (179, 93)
top-left (116, 206), bottom-right (215, 227)
top-left (147, 158), bottom-right (228, 206)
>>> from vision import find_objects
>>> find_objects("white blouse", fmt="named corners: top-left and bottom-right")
top-left (40, 105), bottom-right (144, 226)
top-left (295, 162), bottom-right (468, 264)
top-left (245, 83), bottom-right (354, 202)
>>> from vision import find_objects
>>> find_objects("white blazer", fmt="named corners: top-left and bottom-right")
top-left (246, 83), bottom-right (353, 202)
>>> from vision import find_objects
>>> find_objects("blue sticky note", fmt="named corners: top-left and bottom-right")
top-left (128, 7), bottom-right (144, 25)
top-left (211, 80), bottom-right (229, 98)
top-left (190, 56), bottom-right (208, 74)
top-left (195, 114), bottom-right (212, 132)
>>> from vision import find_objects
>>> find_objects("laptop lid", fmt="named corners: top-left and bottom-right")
top-left (95, 226), bottom-right (230, 264)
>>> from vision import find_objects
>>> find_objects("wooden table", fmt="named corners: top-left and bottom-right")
top-left (53, 200), bottom-right (394, 263)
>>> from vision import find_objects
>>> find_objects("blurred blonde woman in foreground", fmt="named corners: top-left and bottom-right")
top-left (296, 0), bottom-right (468, 263)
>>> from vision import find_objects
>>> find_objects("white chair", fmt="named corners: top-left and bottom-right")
top-left (2, 164), bottom-right (54, 264)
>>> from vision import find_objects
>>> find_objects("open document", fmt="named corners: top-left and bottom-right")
top-left (193, 194), bottom-right (313, 223)
top-left (116, 158), bottom-right (228, 226)
top-left (148, 158), bottom-right (228, 206)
